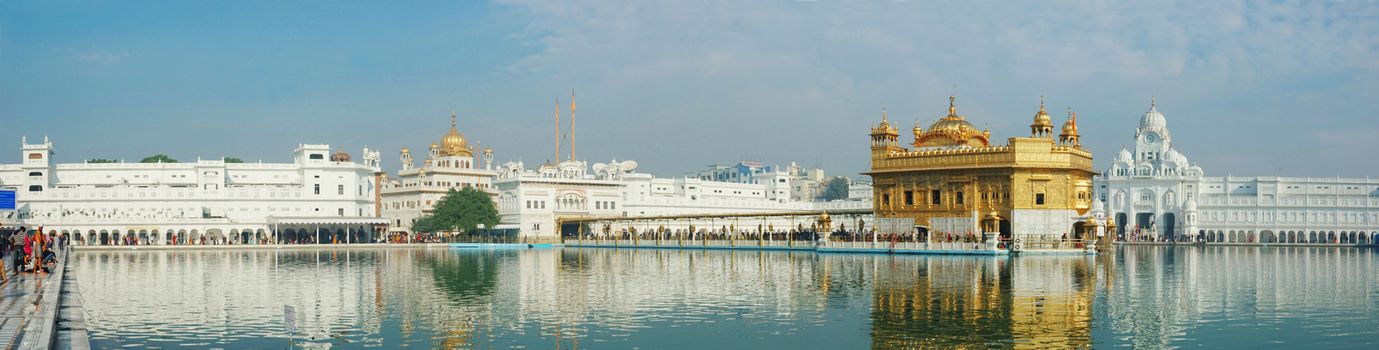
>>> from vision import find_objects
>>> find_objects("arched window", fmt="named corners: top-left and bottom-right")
top-left (28, 171), bottom-right (42, 177)
top-left (28, 185), bottom-right (43, 192)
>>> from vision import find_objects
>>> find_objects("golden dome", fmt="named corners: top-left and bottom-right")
top-left (439, 111), bottom-right (473, 157)
top-left (1031, 97), bottom-right (1054, 136)
top-left (914, 96), bottom-right (990, 148)
top-left (1061, 118), bottom-right (1078, 135)
top-left (1059, 110), bottom-right (1080, 146)
top-left (330, 148), bottom-right (351, 162)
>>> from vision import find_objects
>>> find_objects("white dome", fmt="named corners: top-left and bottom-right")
top-left (1165, 148), bottom-right (1188, 166)
top-left (1091, 196), bottom-right (1106, 215)
top-left (1183, 196), bottom-right (1198, 211)
top-left (1140, 104), bottom-right (1167, 131)
top-left (1117, 148), bottom-right (1132, 163)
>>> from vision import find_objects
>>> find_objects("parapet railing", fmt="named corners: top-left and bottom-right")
top-left (564, 236), bottom-right (813, 249)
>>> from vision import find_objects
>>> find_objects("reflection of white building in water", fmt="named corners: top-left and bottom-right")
top-left (1097, 101), bottom-right (1379, 244)
top-left (1, 136), bottom-right (387, 244)
top-left (379, 112), bottom-right (498, 233)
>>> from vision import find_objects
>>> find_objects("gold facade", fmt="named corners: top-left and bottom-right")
top-left (866, 97), bottom-right (1094, 237)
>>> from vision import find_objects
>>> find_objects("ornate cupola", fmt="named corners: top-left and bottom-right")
top-left (330, 147), bottom-right (352, 162)
top-left (913, 96), bottom-right (990, 148)
top-left (439, 111), bottom-right (473, 158)
top-left (1030, 96), bottom-right (1054, 137)
top-left (1059, 110), bottom-right (1080, 147)
top-left (869, 109), bottom-right (900, 150)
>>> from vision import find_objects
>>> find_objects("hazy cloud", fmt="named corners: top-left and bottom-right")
top-left (75, 49), bottom-right (128, 64)
top-left (492, 0), bottom-right (1379, 176)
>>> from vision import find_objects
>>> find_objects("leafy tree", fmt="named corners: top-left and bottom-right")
top-left (411, 187), bottom-right (499, 233)
top-left (86, 158), bottom-right (118, 163)
top-left (816, 176), bottom-right (850, 201)
top-left (140, 154), bottom-right (178, 163)
top-left (223, 157), bottom-right (244, 163)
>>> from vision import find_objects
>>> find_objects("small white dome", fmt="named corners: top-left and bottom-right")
top-left (1117, 148), bottom-right (1132, 163)
top-left (1183, 196), bottom-right (1198, 211)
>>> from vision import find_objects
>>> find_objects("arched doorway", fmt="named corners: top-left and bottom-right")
top-left (1115, 213), bottom-right (1128, 238)
top-left (1261, 230), bottom-right (1275, 243)
top-left (1163, 213), bottom-right (1177, 241)
top-left (207, 229), bottom-right (224, 244)
top-left (189, 229), bottom-right (202, 245)
top-left (999, 219), bottom-right (1012, 241)
top-left (1309, 231), bottom-right (1317, 243)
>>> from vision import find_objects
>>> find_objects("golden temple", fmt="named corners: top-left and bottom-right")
top-left (866, 96), bottom-right (1094, 240)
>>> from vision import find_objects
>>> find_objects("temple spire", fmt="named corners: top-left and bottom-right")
top-left (948, 95), bottom-right (957, 116)
top-left (450, 111), bottom-right (457, 129)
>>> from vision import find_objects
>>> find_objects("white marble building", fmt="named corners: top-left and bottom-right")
top-left (379, 113), bottom-right (498, 233)
top-left (1097, 101), bottom-right (1379, 244)
top-left (495, 158), bottom-right (871, 240)
top-left (0, 136), bottom-right (387, 245)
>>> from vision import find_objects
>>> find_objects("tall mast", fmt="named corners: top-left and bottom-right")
top-left (570, 89), bottom-right (576, 162)
top-left (555, 97), bottom-right (561, 163)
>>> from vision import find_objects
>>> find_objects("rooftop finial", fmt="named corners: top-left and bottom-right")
top-left (1151, 95), bottom-right (1156, 108)
top-left (948, 95), bottom-right (957, 116)
top-left (882, 107), bottom-right (888, 123)
top-left (450, 111), bottom-right (457, 129)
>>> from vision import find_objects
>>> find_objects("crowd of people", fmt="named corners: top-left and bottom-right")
top-left (0, 226), bottom-right (63, 275)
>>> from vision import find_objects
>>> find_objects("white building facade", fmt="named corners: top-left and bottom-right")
top-left (495, 158), bottom-right (872, 240)
top-left (0, 137), bottom-right (387, 245)
top-left (379, 113), bottom-right (497, 233)
top-left (1097, 102), bottom-right (1379, 244)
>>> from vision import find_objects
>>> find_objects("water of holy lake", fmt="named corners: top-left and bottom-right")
top-left (70, 245), bottom-right (1379, 349)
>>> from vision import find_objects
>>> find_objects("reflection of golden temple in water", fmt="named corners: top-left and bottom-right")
top-left (865, 256), bottom-right (1097, 349)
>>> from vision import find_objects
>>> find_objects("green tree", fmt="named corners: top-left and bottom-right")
top-left (817, 176), bottom-right (850, 201)
top-left (223, 157), bottom-right (244, 163)
top-left (411, 187), bottom-right (499, 233)
top-left (140, 154), bottom-right (178, 163)
top-left (86, 158), bottom-right (118, 163)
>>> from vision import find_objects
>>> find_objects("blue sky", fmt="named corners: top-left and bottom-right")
top-left (3, 0), bottom-right (1378, 178)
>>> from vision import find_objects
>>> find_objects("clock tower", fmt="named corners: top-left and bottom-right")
top-left (1100, 99), bottom-right (1203, 242)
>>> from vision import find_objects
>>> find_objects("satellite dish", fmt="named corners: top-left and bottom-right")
top-left (621, 160), bottom-right (638, 172)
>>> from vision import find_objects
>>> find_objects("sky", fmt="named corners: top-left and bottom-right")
top-left (3, 0), bottom-right (1378, 178)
